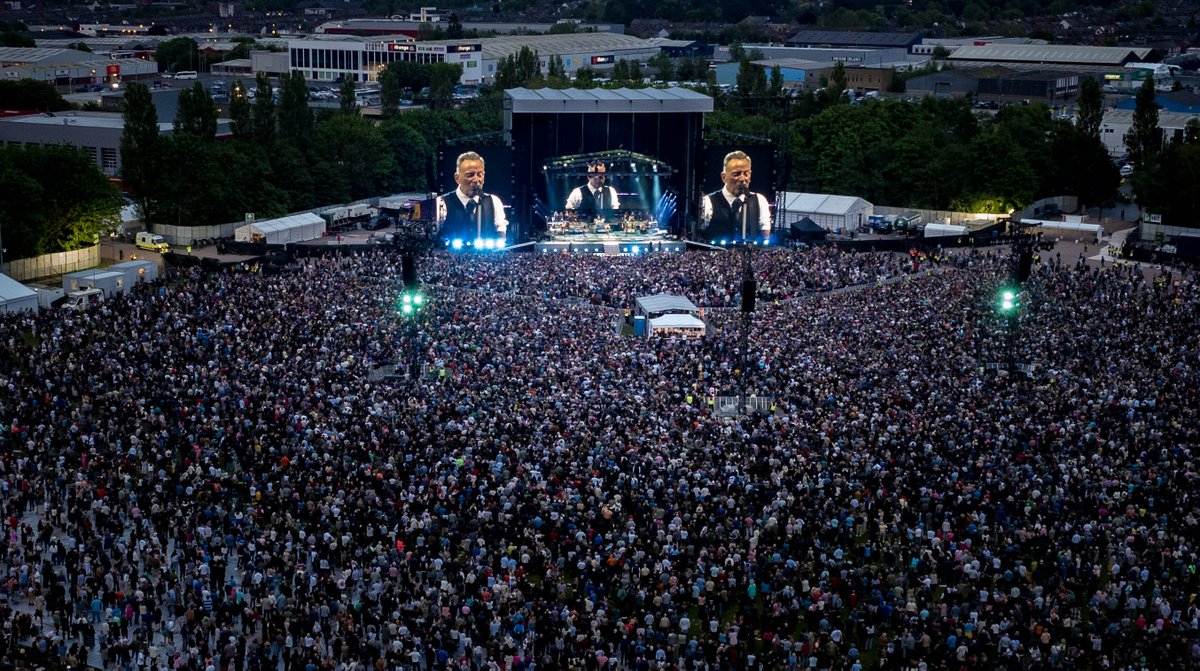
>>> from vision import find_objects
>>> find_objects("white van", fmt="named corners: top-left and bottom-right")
top-left (61, 288), bottom-right (104, 312)
top-left (135, 231), bottom-right (169, 253)
top-left (175, 71), bottom-right (198, 80)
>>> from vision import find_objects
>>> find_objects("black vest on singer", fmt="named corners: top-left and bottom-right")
top-left (575, 186), bottom-right (610, 220)
top-left (441, 192), bottom-right (499, 240)
top-left (704, 191), bottom-right (761, 241)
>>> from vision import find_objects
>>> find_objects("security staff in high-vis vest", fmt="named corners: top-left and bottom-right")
top-left (564, 162), bottom-right (621, 220)
top-left (699, 150), bottom-right (772, 243)
top-left (436, 151), bottom-right (509, 244)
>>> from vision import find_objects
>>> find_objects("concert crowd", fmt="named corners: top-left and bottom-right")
top-left (0, 245), bottom-right (1196, 671)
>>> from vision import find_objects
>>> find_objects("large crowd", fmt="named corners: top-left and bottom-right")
top-left (0, 244), bottom-right (1197, 671)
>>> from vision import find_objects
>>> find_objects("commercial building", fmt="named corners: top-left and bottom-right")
top-left (0, 46), bottom-right (157, 87)
top-left (0, 111), bottom-right (231, 177)
top-left (784, 30), bottom-right (923, 52)
top-left (1099, 108), bottom-right (1199, 156)
top-left (946, 44), bottom-right (1160, 70)
top-left (288, 32), bottom-right (661, 85)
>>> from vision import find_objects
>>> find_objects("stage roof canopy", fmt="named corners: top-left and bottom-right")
top-left (506, 87), bottom-right (714, 114)
top-left (636, 293), bottom-right (700, 316)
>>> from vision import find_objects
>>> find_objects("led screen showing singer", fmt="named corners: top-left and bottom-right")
top-left (698, 150), bottom-right (772, 243)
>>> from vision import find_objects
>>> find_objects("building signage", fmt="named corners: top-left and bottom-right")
top-left (106, 64), bottom-right (120, 75)
top-left (447, 44), bottom-right (480, 53)
top-left (591, 55), bottom-right (614, 65)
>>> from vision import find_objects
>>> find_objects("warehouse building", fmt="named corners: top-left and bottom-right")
top-left (287, 32), bottom-right (662, 85)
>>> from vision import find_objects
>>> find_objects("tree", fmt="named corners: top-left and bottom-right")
top-left (386, 61), bottom-right (430, 95)
top-left (648, 52), bottom-right (674, 82)
top-left (70, 41), bottom-right (92, 52)
top-left (278, 71), bottom-right (314, 148)
top-left (254, 72), bottom-right (276, 145)
top-left (825, 61), bottom-right (849, 105)
top-left (340, 77), bottom-right (358, 115)
top-left (629, 60), bottom-right (643, 84)
top-left (768, 66), bottom-right (783, 98)
top-left (447, 12), bottom-right (464, 39)
top-left (547, 55), bottom-right (566, 79)
top-left (495, 46), bottom-right (542, 89)
top-left (0, 144), bottom-right (122, 258)
top-left (229, 79), bottom-right (252, 140)
top-left (1127, 75), bottom-right (1161, 166)
top-left (735, 59), bottom-right (766, 98)
top-left (0, 79), bottom-right (70, 112)
top-left (1076, 76), bottom-right (1103, 142)
top-left (380, 67), bottom-right (401, 117)
top-left (120, 82), bottom-right (161, 220)
top-left (313, 114), bottom-right (395, 202)
top-left (381, 117), bottom-right (434, 191)
top-left (155, 37), bottom-right (199, 73)
top-left (428, 62), bottom-right (463, 110)
top-left (573, 66), bottom-right (597, 88)
top-left (175, 82), bottom-right (217, 140)
top-left (613, 59), bottom-right (630, 83)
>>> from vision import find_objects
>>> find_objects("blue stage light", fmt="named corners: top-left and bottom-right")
top-left (451, 239), bottom-right (464, 250)
top-left (473, 237), bottom-right (484, 249)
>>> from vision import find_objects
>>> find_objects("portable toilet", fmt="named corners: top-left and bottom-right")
top-left (633, 315), bottom-right (646, 336)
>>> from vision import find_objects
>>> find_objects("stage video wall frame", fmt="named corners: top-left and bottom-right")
top-left (504, 87), bottom-right (713, 241)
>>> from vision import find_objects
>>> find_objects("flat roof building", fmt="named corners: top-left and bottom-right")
top-left (289, 32), bottom-right (662, 85)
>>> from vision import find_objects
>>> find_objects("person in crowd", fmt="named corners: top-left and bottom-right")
top-left (0, 239), bottom-right (1195, 671)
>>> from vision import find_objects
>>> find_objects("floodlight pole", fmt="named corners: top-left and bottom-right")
top-left (739, 242), bottom-right (755, 415)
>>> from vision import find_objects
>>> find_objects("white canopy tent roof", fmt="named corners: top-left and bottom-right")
top-left (635, 293), bottom-right (700, 317)
top-left (0, 273), bottom-right (38, 314)
top-left (234, 212), bottom-right (326, 244)
top-left (648, 313), bottom-right (706, 336)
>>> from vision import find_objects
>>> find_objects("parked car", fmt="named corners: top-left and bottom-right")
top-left (1120, 164), bottom-right (1134, 178)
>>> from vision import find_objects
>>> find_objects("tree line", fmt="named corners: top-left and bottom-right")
top-left (121, 64), bottom-right (501, 230)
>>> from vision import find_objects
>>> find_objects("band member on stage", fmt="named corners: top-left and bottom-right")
top-left (436, 151), bottom-right (508, 242)
top-left (564, 162), bottom-right (621, 219)
top-left (699, 150), bottom-right (772, 242)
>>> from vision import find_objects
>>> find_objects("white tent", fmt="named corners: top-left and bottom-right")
top-left (0, 273), bottom-right (38, 314)
top-left (648, 313), bottom-right (706, 338)
top-left (234, 212), bottom-right (326, 244)
top-left (635, 293), bottom-right (700, 319)
top-left (778, 192), bottom-right (873, 232)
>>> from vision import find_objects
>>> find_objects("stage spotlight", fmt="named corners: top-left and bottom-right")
top-left (451, 239), bottom-right (464, 250)
top-left (482, 238), bottom-right (494, 250)
top-left (720, 239), bottom-right (728, 246)
top-left (473, 237), bottom-right (484, 249)
top-left (496, 237), bottom-right (507, 250)
top-left (632, 245), bottom-right (641, 254)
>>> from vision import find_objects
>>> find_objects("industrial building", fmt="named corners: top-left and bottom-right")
top-left (287, 32), bottom-right (662, 85)
top-left (0, 46), bottom-right (157, 88)
top-left (0, 111), bottom-right (231, 177)
top-left (1099, 108), bottom-right (1200, 157)
top-left (946, 44), bottom-right (1161, 69)
top-left (784, 30), bottom-right (923, 52)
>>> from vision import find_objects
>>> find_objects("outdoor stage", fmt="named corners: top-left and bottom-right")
top-left (508, 229), bottom-right (689, 254)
